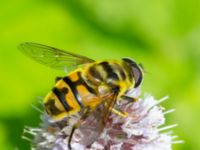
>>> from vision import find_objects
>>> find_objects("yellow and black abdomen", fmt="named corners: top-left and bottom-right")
top-left (44, 70), bottom-right (98, 121)
top-left (44, 78), bottom-right (80, 121)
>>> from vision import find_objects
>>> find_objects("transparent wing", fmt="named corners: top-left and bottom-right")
top-left (76, 93), bottom-right (118, 146)
top-left (18, 42), bottom-right (95, 71)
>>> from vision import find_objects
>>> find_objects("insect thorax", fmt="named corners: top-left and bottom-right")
top-left (82, 60), bottom-right (135, 97)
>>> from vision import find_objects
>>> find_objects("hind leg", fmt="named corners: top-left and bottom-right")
top-left (68, 108), bottom-right (91, 149)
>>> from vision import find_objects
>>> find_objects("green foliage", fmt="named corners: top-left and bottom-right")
top-left (0, 0), bottom-right (200, 149)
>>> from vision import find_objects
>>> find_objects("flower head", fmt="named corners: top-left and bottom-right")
top-left (23, 88), bottom-right (182, 150)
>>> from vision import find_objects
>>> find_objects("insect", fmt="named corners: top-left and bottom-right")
top-left (19, 42), bottom-right (143, 149)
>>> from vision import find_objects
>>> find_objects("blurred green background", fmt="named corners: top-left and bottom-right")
top-left (0, 0), bottom-right (200, 149)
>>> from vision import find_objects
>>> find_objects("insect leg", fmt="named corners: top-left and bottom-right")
top-left (68, 108), bottom-right (91, 150)
top-left (68, 124), bottom-right (78, 150)
top-left (120, 95), bottom-right (138, 103)
top-left (68, 127), bottom-right (74, 150)
top-left (110, 95), bottom-right (139, 117)
top-left (104, 101), bottom-right (128, 117)
top-left (111, 107), bottom-right (128, 117)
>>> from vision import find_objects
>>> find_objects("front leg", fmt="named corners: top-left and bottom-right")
top-left (120, 95), bottom-right (138, 103)
top-left (109, 95), bottom-right (139, 117)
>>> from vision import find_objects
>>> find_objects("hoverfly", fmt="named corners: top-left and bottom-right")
top-left (19, 42), bottom-right (143, 149)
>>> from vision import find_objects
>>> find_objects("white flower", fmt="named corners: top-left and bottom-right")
top-left (23, 88), bottom-right (182, 150)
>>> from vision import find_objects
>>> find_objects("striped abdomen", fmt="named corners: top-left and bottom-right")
top-left (44, 70), bottom-right (98, 121)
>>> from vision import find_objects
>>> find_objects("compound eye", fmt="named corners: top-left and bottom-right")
top-left (131, 65), bottom-right (143, 88)
top-left (122, 58), bottom-right (143, 88)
